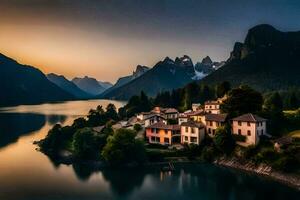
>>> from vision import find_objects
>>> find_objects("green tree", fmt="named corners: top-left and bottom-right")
top-left (288, 92), bottom-right (299, 110)
top-left (101, 129), bottom-right (146, 166)
top-left (216, 81), bottom-right (231, 98)
top-left (106, 103), bottom-right (119, 121)
top-left (133, 124), bottom-right (142, 132)
top-left (72, 117), bottom-right (87, 129)
top-left (221, 85), bottom-right (263, 117)
top-left (40, 124), bottom-right (75, 153)
top-left (72, 128), bottom-right (103, 159)
top-left (262, 92), bottom-right (284, 136)
top-left (213, 125), bottom-right (235, 155)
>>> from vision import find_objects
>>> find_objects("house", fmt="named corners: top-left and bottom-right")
top-left (231, 113), bottom-right (267, 146)
top-left (204, 100), bottom-right (221, 114)
top-left (145, 121), bottom-right (181, 145)
top-left (144, 114), bottom-right (167, 127)
top-left (205, 113), bottom-right (228, 137)
top-left (164, 108), bottom-right (179, 120)
top-left (192, 103), bottom-right (201, 111)
top-left (136, 112), bottom-right (152, 121)
top-left (178, 113), bottom-right (188, 125)
top-left (181, 121), bottom-right (205, 145)
top-left (186, 110), bottom-right (206, 124)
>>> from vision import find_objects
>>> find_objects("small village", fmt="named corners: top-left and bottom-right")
top-left (114, 96), bottom-right (269, 149)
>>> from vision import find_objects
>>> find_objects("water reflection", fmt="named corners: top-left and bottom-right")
top-left (102, 168), bottom-right (146, 197)
top-left (0, 100), bottom-right (298, 200)
top-left (47, 115), bottom-right (68, 125)
top-left (0, 113), bottom-right (46, 148)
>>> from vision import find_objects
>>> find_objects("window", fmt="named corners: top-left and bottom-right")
top-left (151, 136), bottom-right (159, 143)
top-left (212, 129), bottom-right (215, 135)
top-left (191, 127), bottom-right (195, 133)
top-left (185, 126), bottom-right (188, 132)
top-left (261, 129), bottom-right (264, 135)
top-left (151, 128), bottom-right (156, 133)
top-left (185, 136), bottom-right (188, 141)
top-left (238, 121), bottom-right (242, 126)
top-left (210, 121), bottom-right (213, 126)
top-left (191, 137), bottom-right (197, 143)
top-left (208, 128), bottom-right (211, 134)
top-left (238, 129), bottom-right (241, 135)
top-left (247, 122), bottom-right (251, 126)
top-left (247, 130), bottom-right (251, 136)
top-left (164, 130), bottom-right (168, 134)
top-left (164, 138), bottom-right (170, 144)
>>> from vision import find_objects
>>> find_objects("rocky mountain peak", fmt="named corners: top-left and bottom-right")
top-left (201, 56), bottom-right (213, 65)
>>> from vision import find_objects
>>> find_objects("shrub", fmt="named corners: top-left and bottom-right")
top-left (201, 146), bottom-right (218, 162)
top-left (213, 126), bottom-right (235, 155)
top-left (233, 134), bottom-right (246, 142)
top-left (72, 128), bottom-right (102, 159)
top-left (133, 124), bottom-right (142, 132)
top-left (101, 129), bottom-right (146, 166)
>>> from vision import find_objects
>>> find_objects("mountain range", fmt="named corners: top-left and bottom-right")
top-left (47, 73), bottom-right (91, 99)
top-left (72, 76), bottom-right (110, 96)
top-left (100, 55), bottom-right (219, 100)
top-left (1, 24), bottom-right (298, 106)
top-left (100, 65), bottom-right (150, 97)
top-left (0, 54), bottom-right (74, 106)
top-left (199, 24), bottom-right (300, 91)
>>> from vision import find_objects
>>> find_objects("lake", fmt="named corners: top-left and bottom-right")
top-left (0, 100), bottom-right (299, 200)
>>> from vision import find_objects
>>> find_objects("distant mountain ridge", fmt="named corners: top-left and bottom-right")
top-left (101, 65), bottom-right (150, 96)
top-left (100, 55), bottom-right (220, 100)
top-left (200, 24), bottom-right (300, 91)
top-left (72, 76), bottom-right (107, 96)
top-left (0, 54), bottom-right (74, 106)
top-left (47, 73), bottom-right (91, 99)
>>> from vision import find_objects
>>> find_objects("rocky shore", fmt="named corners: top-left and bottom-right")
top-left (214, 157), bottom-right (300, 191)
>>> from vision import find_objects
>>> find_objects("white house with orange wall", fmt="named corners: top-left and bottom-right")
top-left (181, 121), bottom-right (205, 145)
top-left (231, 113), bottom-right (267, 146)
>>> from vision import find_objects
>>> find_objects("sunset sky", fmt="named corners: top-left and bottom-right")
top-left (0, 0), bottom-right (299, 83)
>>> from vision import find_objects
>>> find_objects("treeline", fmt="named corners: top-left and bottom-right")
top-left (119, 81), bottom-right (231, 118)
top-left (119, 80), bottom-right (300, 117)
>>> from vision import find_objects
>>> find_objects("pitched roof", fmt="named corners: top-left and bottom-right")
top-left (186, 110), bottom-right (206, 116)
top-left (164, 108), bottom-right (179, 114)
top-left (144, 114), bottom-right (166, 120)
top-left (205, 100), bottom-right (220, 105)
top-left (205, 113), bottom-right (227, 122)
top-left (181, 120), bottom-right (205, 128)
top-left (146, 121), bottom-right (180, 130)
top-left (232, 113), bottom-right (266, 122)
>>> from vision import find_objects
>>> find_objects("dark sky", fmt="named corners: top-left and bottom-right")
top-left (0, 0), bottom-right (299, 82)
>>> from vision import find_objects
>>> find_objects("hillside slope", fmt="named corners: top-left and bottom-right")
top-left (0, 54), bottom-right (74, 106)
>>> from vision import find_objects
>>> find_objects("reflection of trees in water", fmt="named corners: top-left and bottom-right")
top-left (101, 168), bottom-right (146, 197)
top-left (0, 113), bottom-right (46, 148)
top-left (47, 115), bottom-right (67, 125)
top-left (72, 163), bottom-right (96, 181)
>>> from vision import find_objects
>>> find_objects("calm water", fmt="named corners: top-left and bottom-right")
top-left (0, 100), bottom-right (299, 200)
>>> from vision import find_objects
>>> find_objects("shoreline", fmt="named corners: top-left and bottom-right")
top-left (41, 148), bottom-right (300, 191)
top-left (214, 157), bottom-right (300, 191)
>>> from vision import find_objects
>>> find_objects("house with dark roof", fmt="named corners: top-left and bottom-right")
top-left (181, 121), bottom-right (205, 145)
top-left (232, 113), bottom-right (267, 146)
top-left (144, 114), bottom-right (167, 127)
top-left (145, 121), bottom-right (181, 145)
top-left (205, 113), bottom-right (228, 137)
